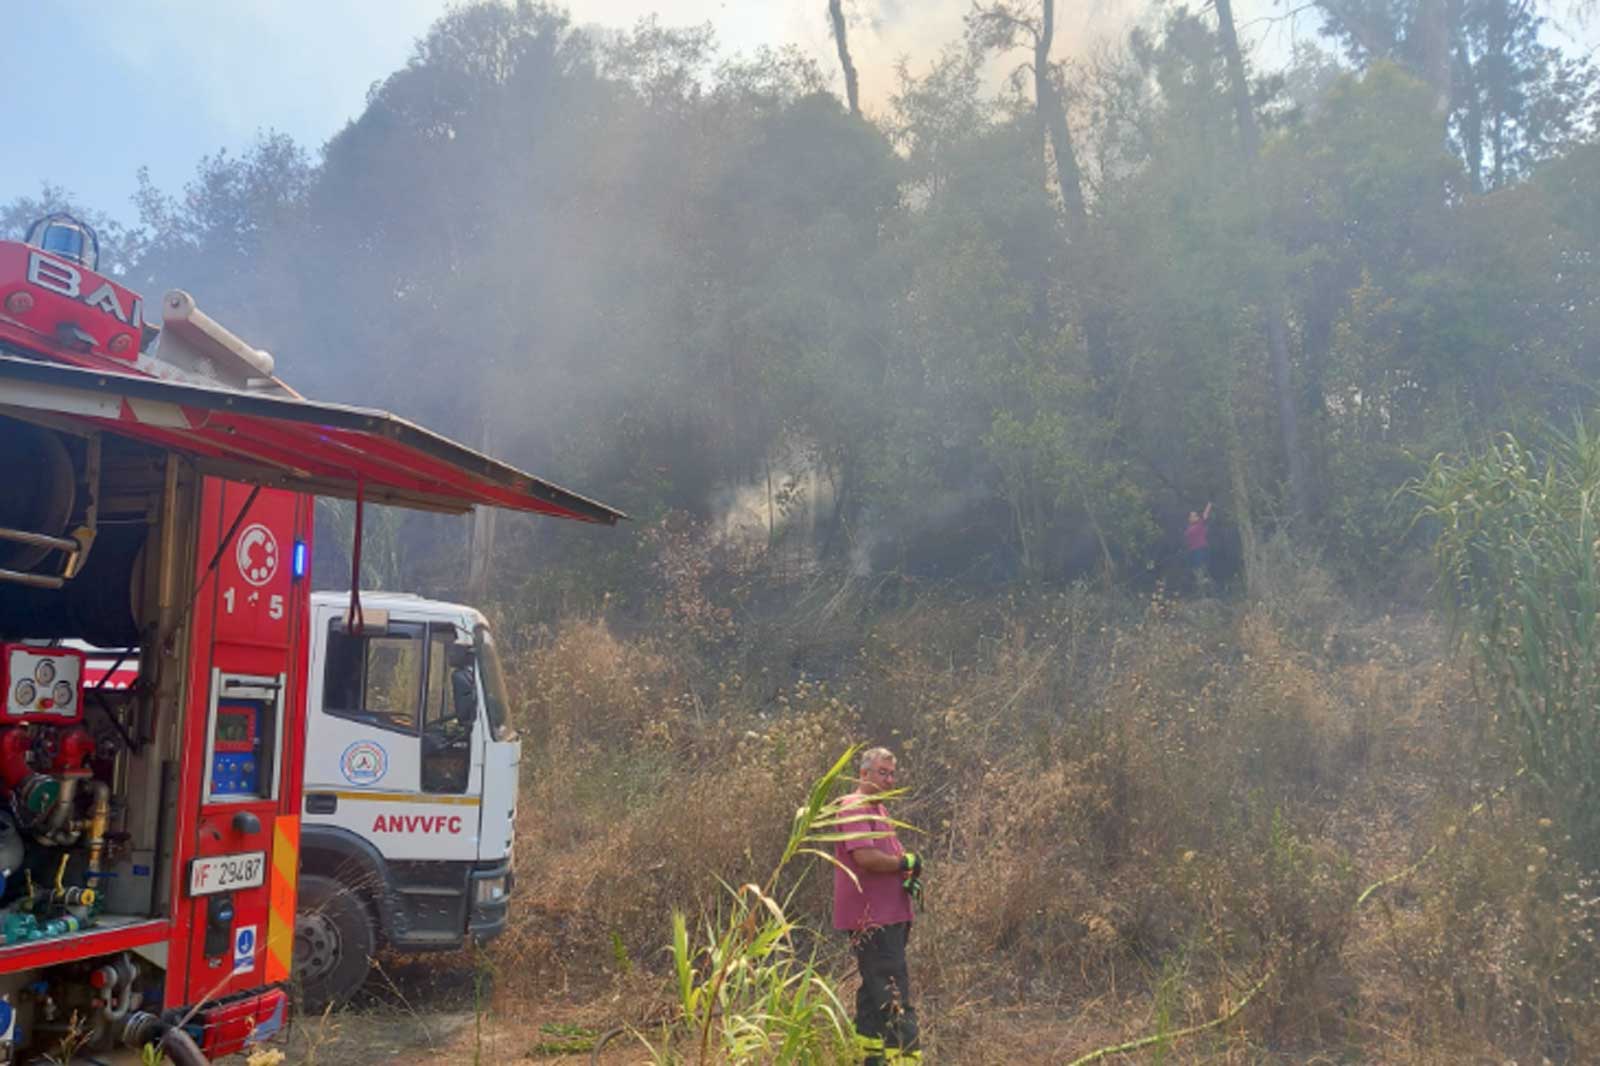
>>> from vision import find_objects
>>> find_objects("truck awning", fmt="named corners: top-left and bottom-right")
top-left (0, 353), bottom-right (625, 523)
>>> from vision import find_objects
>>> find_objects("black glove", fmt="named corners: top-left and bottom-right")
top-left (902, 875), bottom-right (924, 906)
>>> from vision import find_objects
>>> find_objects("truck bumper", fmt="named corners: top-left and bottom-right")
top-left (467, 858), bottom-right (513, 942)
top-left (192, 985), bottom-right (289, 1058)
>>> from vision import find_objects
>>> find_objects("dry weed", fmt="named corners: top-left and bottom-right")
top-left (477, 548), bottom-right (1598, 1063)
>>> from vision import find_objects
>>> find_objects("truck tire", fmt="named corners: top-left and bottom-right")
top-left (294, 874), bottom-right (375, 1011)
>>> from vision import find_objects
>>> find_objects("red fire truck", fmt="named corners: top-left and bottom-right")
top-left (0, 215), bottom-right (623, 1063)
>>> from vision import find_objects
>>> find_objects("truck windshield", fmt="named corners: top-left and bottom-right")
top-left (474, 624), bottom-right (515, 742)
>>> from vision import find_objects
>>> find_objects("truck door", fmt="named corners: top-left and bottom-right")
top-left (473, 624), bottom-right (520, 862)
top-left (302, 614), bottom-right (480, 861)
top-left (419, 623), bottom-right (483, 801)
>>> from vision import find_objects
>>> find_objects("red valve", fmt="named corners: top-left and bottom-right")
top-left (51, 726), bottom-right (94, 774)
top-left (0, 728), bottom-right (30, 791)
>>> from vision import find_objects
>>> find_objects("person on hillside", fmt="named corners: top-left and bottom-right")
top-left (1185, 501), bottom-right (1214, 586)
top-left (834, 747), bottom-right (922, 1065)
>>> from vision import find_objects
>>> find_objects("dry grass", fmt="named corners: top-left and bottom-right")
top-left (470, 558), bottom-right (1600, 1063)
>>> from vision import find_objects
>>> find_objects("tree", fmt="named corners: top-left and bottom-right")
top-left (965, 1), bottom-right (1137, 577)
top-left (1317, 0), bottom-right (1598, 185)
top-left (827, 0), bottom-right (861, 116)
top-left (125, 132), bottom-right (312, 346)
top-left (1214, 0), bottom-right (1311, 531)
top-left (43, 0), bottom-right (1591, 602)
top-left (1450, 0), bottom-right (1598, 190)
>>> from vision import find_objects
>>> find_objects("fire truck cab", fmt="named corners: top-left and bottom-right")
top-left (0, 216), bottom-right (621, 1063)
top-left (297, 591), bottom-right (522, 1007)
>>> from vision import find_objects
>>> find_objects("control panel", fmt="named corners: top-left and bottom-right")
top-left (204, 673), bottom-right (282, 803)
top-left (210, 703), bottom-right (261, 796)
top-left (2, 645), bottom-right (84, 724)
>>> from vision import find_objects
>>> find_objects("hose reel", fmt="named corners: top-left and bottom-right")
top-left (0, 423), bottom-right (98, 590)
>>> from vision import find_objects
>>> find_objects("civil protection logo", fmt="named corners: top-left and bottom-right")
top-left (340, 740), bottom-right (388, 786)
top-left (235, 523), bottom-right (279, 587)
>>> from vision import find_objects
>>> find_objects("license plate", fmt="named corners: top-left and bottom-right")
top-left (190, 851), bottom-right (266, 896)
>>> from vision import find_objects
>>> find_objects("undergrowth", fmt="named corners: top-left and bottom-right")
top-left (486, 544), bottom-right (1600, 1063)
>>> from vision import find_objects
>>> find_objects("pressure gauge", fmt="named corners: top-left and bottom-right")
top-left (33, 660), bottom-right (55, 686)
top-left (13, 680), bottom-right (36, 707)
top-left (52, 682), bottom-right (73, 707)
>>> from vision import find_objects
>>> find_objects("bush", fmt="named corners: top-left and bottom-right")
top-left (1362, 805), bottom-right (1600, 1060)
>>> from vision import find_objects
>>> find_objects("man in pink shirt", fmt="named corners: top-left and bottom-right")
top-left (834, 747), bottom-right (921, 1063)
top-left (1185, 500), bottom-right (1213, 584)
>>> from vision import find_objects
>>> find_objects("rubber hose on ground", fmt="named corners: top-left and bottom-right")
top-left (591, 1025), bottom-right (628, 1065)
top-left (158, 1028), bottom-right (210, 1066)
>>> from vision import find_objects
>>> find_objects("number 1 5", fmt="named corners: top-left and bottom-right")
top-left (222, 588), bottom-right (286, 620)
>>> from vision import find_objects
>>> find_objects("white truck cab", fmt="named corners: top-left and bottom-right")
top-left (295, 591), bottom-right (520, 1007)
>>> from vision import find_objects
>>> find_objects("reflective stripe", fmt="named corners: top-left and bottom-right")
top-left (325, 790), bottom-right (481, 807)
top-left (264, 815), bottom-right (299, 983)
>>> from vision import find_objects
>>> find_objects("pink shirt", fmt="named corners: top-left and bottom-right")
top-left (1184, 519), bottom-right (1209, 551)
top-left (833, 793), bottom-right (913, 931)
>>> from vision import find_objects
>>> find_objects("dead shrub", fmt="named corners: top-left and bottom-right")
top-left (1363, 805), bottom-right (1600, 1061)
top-left (920, 755), bottom-right (1126, 1002)
top-left (516, 617), bottom-right (680, 750)
top-left (1248, 533), bottom-right (1350, 654)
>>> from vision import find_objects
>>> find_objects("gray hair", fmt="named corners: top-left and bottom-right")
top-left (859, 747), bottom-right (895, 774)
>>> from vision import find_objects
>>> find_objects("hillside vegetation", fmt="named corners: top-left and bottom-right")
top-left (492, 544), bottom-right (1598, 1062)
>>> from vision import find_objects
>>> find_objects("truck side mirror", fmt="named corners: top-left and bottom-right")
top-left (450, 665), bottom-right (477, 726)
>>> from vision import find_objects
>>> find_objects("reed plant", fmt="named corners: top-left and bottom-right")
top-left (631, 747), bottom-right (906, 1065)
top-left (1415, 418), bottom-right (1600, 865)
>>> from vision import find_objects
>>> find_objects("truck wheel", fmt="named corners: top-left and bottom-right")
top-left (294, 874), bottom-right (375, 1011)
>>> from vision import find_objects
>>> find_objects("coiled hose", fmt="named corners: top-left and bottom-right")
top-left (157, 1027), bottom-right (209, 1066)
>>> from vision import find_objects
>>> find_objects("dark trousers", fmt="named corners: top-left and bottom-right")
top-left (851, 922), bottom-right (918, 1062)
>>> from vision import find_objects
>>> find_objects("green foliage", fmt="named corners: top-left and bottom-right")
top-left (9, 0), bottom-right (1600, 593)
top-left (611, 929), bottom-right (634, 976)
top-left (1415, 417), bottom-right (1600, 865)
top-left (313, 499), bottom-right (407, 591)
top-left (528, 1021), bottom-right (599, 1055)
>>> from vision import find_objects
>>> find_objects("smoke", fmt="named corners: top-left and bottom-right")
top-left (712, 459), bottom-right (836, 552)
top-left (806, 1), bottom-right (1156, 115)
top-left (573, 1), bottom-right (1299, 119)
top-left (760, 0), bottom-right (1315, 114)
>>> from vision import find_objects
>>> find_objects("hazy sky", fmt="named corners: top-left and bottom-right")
top-left (8, 0), bottom-right (1587, 228)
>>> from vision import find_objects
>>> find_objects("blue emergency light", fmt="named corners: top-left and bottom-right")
top-left (292, 541), bottom-right (308, 581)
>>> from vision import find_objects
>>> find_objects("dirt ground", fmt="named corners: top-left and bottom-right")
top-left (241, 975), bottom-right (1160, 1066)
top-left (225, 953), bottom-right (654, 1066)
top-left (263, 999), bottom-right (653, 1066)
top-left (232, 952), bottom-right (1257, 1065)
